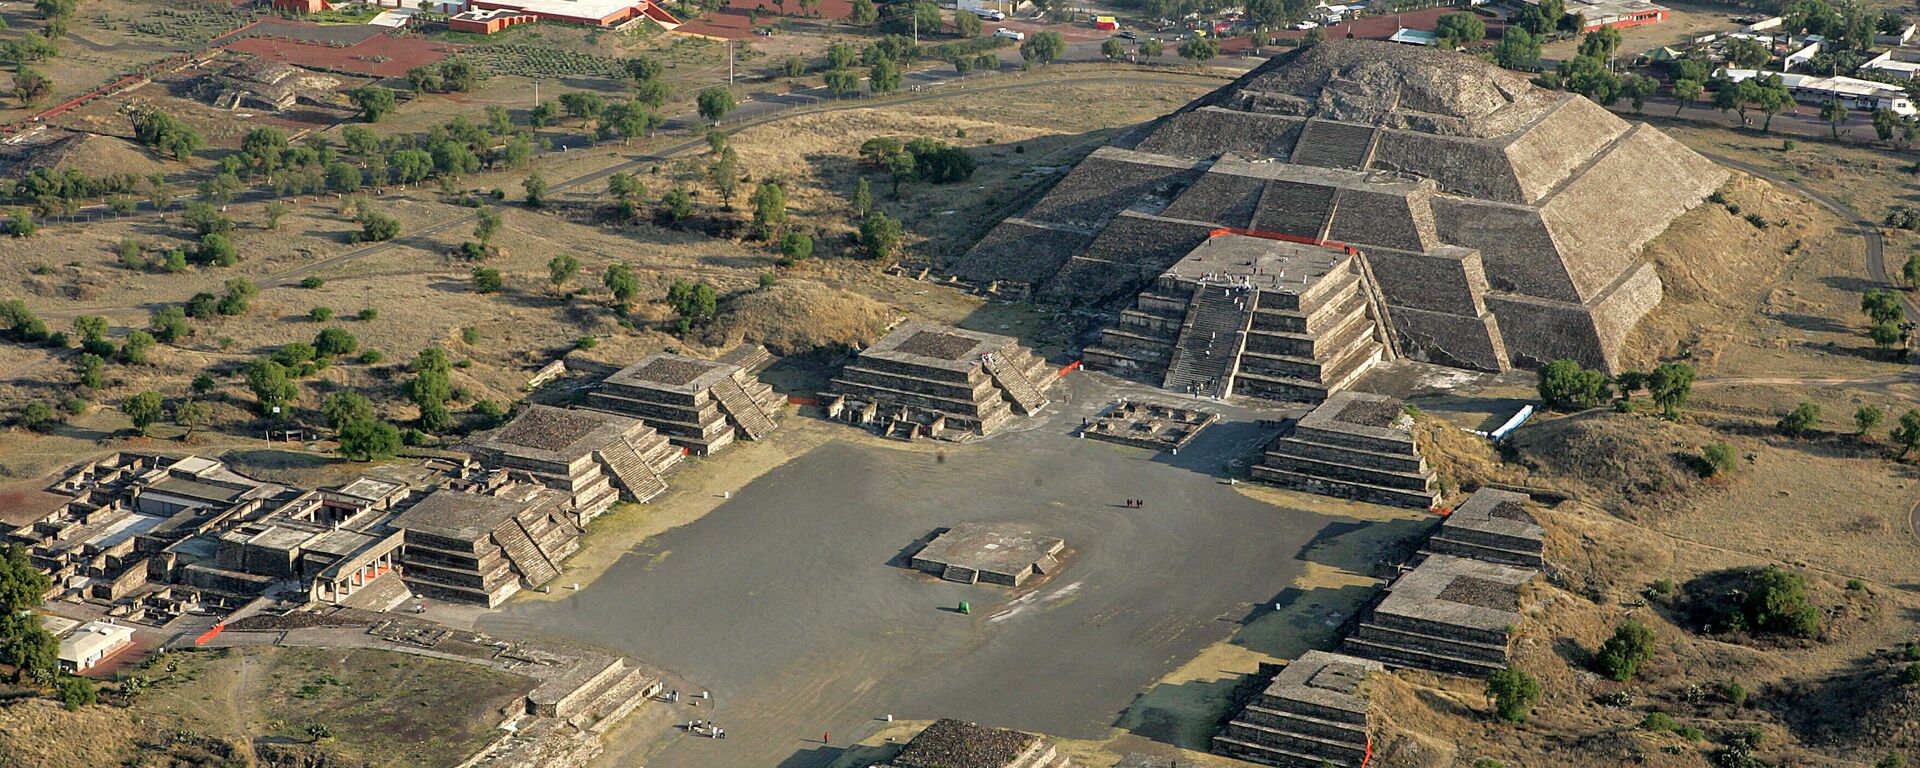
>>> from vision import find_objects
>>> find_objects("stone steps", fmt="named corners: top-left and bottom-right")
top-left (596, 442), bottom-right (668, 503)
top-left (1163, 282), bottom-right (1254, 397)
top-left (1341, 631), bottom-right (1507, 677)
top-left (1249, 465), bottom-right (1438, 509)
top-left (492, 518), bottom-right (560, 587)
top-left (1424, 535), bottom-right (1543, 569)
top-left (1219, 718), bottom-right (1369, 761)
top-left (568, 666), bottom-right (661, 732)
top-left (711, 376), bottom-right (777, 440)
top-left (986, 356), bottom-right (1049, 415)
top-left (337, 570), bottom-right (411, 611)
top-left (1241, 702), bottom-right (1370, 734)
top-left (1213, 734), bottom-right (1366, 768)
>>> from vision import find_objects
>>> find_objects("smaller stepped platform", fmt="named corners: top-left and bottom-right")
top-left (1341, 554), bottom-right (1535, 677)
top-left (906, 523), bottom-right (1065, 588)
top-left (1423, 488), bottom-right (1544, 568)
top-left (587, 345), bottom-right (784, 456)
top-left (1252, 391), bottom-right (1436, 509)
top-left (1213, 650), bottom-right (1380, 768)
top-left (461, 405), bottom-right (681, 522)
top-left (882, 718), bottom-right (1079, 768)
top-left (828, 322), bottom-right (1057, 438)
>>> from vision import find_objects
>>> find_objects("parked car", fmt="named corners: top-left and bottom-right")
top-left (970, 8), bottom-right (1006, 21)
top-left (995, 27), bottom-right (1026, 40)
top-left (1117, 30), bottom-right (1138, 39)
top-left (1289, 20), bottom-right (1318, 30)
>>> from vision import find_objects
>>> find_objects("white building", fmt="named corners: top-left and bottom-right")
top-left (1723, 68), bottom-right (1917, 116)
top-left (1861, 50), bottom-right (1920, 80)
top-left (58, 621), bottom-right (135, 673)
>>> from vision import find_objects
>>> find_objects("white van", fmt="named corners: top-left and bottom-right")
top-left (994, 27), bottom-right (1025, 40)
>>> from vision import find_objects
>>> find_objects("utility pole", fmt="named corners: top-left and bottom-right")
top-left (728, 40), bottom-right (735, 86)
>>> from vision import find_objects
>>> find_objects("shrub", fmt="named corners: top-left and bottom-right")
top-left (357, 308), bottom-right (378, 321)
top-left (1721, 681), bottom-right (1747, 706)
top-left (1700, 442), bottom-right (1737, 477)
top-left (1486, 667), bottom-right (1540, 723)
top-left (1641, 711), bottom-right (1680, 732)
top-left (299, 277), bottom-right (325, 289)
top-left (310, 307), bottom-right (334, 322)
top-left (1595, 620), bottom-right (1656, 682)
top-left (1648, 578), bottom-right (1677, 599)
top-left (1902, 663), bottom-right (1920, 684)
top-left (1743, 566), bottom-right (1821, 638)
top-left (1776, 401), bottom-right (1820, 437)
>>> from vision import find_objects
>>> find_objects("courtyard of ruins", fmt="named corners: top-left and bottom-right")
top-left (480, 370), bottom-right (1435, 767)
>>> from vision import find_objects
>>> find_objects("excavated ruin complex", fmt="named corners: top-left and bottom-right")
top-left (949, 41), bottom-right (1725, 383)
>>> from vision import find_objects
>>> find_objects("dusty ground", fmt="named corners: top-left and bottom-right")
top-left (0, 645), bottom-right (532, 768)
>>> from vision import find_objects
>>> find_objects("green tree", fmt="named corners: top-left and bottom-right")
top-left (548, 254), bottom-right (580, 286)
top-left (174, 399), bottom-right (210, 438)
top-left (321, 392), bottom-right (374, 431)
top-left (1101, 38), bottom-right (1127, 61)
top-left (71, 315), bottom-right (108, 344)
top-left (660, 187), bottom-right (694, 224)
top-left (1856, 405), bottom-right (1885, 436)
top-left (955, 9), bottom-right (981, 37)
top-left (1177, 35), bottom-right (1218, 66)
top-left (1673, 78), bottom-right (1702, 114)
top-left (1594, 620), bottom-right (1657, 681)
top-left (1776, 401), bottom-right (1821, 437)
top-left (1647, 362), bottom-right (1694, 420)
top-left (697, 86), bottom-right (736, 124)
top-left (1537, 359), bottom-right (1609, 410)
top-left (1864, 288), bottom-right (1905, 326)
top-left (123, 391), bottom-right (164, 435)
top-left (1435, 12), bottom-right (1486, 49)
top-left (1904, 252), bottom-right (1920, 289)
top-left (869, 57), bottom-right (902, 94)
top-left (1022, 31), bottom-right (1067, 66)
top-left (1141, 38), bottom-right (1164, 61)
top-left (666, 279), bottom-right (719, 327)
top-left (1820, 99), bottom-right (1848, 139)
top-left (1486, 668), bottom-right (1540, 723)
top-left (778, 231), bottom-right (814, 263)
top-left (120, 330), bottom-right (155, 365)
top-left (750, 180), bottom-right (787, 240)
top-left (1895, 409), bottom-right (1920, 457)
top-left (474, 207), bottom-right (501, 249)
top-left (347, 86), bottom-right (396, 122)
top-left (1743, 566), bottom-right (1821, 637)
top-left (246, 359), bottom-right (298, 413)
top-left (853, 177), bottom-right (872, 218)
top-left (824, 68), bottom-right (860, 98)
top-left (149, 306), bottom-right (189, 344)
top-left (472, 267), bottom-right (503, 293)
top-left (12, 66), bottom-right (51, 105)
top-left (850, 0), bottom-right (876, 25)
top-left (313, 327), bottom-right (358, 359)
top-left (522, 172), bottom-right (548, 207)
top-left (860, 211), bottom-right (903, 260)
top-left (337, 418), bottom-right (401, 461)
top-left (604, 263), bottom-right (641, 308)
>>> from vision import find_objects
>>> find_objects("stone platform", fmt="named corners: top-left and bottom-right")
top-left (827, 322), bottom-right (1056, 438)
top-left (586, 346), bottom-right (783, 456)
top-left (1251, 391), bottom-right (1437, 509)
top-left (1213, 650), bottom-right (1380, 768)
top-left (1340, 554), bottom-right (1534, 677)
top-left (906, 523), bottom-right (1065, 587)
top-left (1423, 488), bottom-right (1545, 568)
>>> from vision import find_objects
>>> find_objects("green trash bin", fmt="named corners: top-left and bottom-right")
top-left (958, 600), bottom-right (971, 615)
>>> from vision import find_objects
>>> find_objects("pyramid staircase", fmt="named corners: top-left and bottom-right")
top-left (1163, 283), bottom-right (1255, 397)
top-left (710, 377), bottom-right (777, 440)
top-left (985, 356), bottom-right (1049, 415)
top-left (595, 442), bottom-right (668, 503)
top-left (493, 518), bottom-right (560, 587)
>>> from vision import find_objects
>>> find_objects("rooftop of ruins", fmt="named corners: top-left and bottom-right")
top-left (1163, 234), bottom-right (1350, 293)
top-left (389, 485), bottom-right (562, 542)
top-left (1262, 650), bottom-right (1381, 717)
top-left (913, 523), bottom-right (1065, 577)
top-left (1378, 554), bottom-right (1534, 633)
top-left (1445, 488), bottom-right (1544, 542)
top-left (1299, 391), bottom-right (1414, 437)
top-left (465, 405), bottom-right (644, 462)
top-left (862, 322), bottom-right (1018, 373)
top-left (603, 352), bottom-right (738, 394)
top-left (889, 718), bottom-right (1042, 768)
